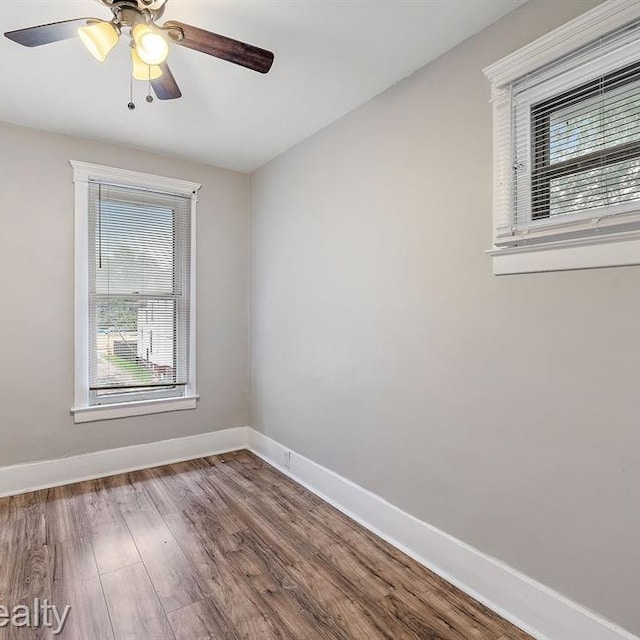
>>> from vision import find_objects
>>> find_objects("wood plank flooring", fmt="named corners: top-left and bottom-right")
top-left (0, 451), bottom-right (532, 640)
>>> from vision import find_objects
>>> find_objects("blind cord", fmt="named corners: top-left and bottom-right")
top-left (98, 183), bottom-right (102, 269)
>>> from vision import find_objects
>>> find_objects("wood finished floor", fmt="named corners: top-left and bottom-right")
top-left (0, 450), bottom-right (532, 640)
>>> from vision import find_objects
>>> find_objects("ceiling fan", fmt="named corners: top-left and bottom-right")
top-left (4, 0), bottom-right (274, 103)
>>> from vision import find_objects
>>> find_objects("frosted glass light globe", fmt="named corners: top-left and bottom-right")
top-left (133, 24), bottom-right (169, 65)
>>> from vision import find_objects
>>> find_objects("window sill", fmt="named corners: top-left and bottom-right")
top-left (486, 229), bottom-right (640, 275)
top-left (71, 395), bottom-right (199, 424)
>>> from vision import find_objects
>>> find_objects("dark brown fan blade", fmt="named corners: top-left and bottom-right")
top-left (163, 21), bottom-right (274, 74)
top-left (151, 63), bottom-right (182, 100)
top-left (4, 18), bottom-right (97, 47)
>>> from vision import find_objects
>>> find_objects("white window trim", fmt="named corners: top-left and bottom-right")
top-left (483, 0), bottom-right (640, 275)
top-left (70, 161), bottom-right (201, 423)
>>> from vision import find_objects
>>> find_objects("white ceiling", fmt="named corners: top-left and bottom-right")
top-left (0, 0), bottom-right (527, 172)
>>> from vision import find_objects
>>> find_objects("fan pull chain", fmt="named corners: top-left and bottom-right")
top-left (146, 64), bottom-right (154, 103)
top-left (128, 51), bottom-right (136, 110)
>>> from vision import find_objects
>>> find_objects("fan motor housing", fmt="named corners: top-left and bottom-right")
top-left (100, 0), bottom-right (167, 21)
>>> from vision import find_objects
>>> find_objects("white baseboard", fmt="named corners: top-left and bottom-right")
top-left (2, 425), bottom-right (636, 640)
top-left (248, 428), bottom-right (638, 640)
top-left (0, 426), bottom-right (249, 498)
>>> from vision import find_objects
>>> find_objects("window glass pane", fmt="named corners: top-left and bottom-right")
top-left (550, 157), bottom-right (640, 215)
top-left (94, 297), bottom-right (177, 390)
top-left (549, 83), bottom-right (640, 164)
top-left (95, 201), bottom-right (174, 296)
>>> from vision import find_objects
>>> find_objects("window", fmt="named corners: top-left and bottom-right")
top-left (484, 0), bottom-right (640, 274)
top-left (71, 162), bottom-right (200, 423)
top-left (530, 61), bottom-right (640, 222)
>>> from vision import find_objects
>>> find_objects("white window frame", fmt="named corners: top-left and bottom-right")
top-left (484, 0), bottom-right (640, 275)
top-left (70, 161), bottom-right (201, 423)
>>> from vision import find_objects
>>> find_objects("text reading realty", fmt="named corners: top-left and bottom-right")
top-left (0, 599), bottom-right (70, 635)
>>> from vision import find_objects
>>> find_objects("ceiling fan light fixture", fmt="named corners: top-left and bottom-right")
top-left (131, 48), bottom-right (163, 80)
top-left (132, 23), bottom-right (169, 65)
top-left (78, 21), bottom-right (118, 62)
top-left (6, 2), bottom-right (275, 103)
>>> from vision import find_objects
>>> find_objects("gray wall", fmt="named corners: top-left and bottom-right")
top-left (0, 122), bottom-right (249, 466)
top-left (250, 0), bottom-right (640, 634)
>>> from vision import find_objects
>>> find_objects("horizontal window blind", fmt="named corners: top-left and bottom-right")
top-left (88, 182), bottom-right (191, 400)
top-left (530, 62), bottom-right (640, 220)
top-left (500, 18), bottom-right (640, 240)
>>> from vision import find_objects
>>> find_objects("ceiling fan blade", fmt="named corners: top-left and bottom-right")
top-left (163, 21), bottom-right (274, 74)
top-left (151, 63), bottom-right (182, 100)
top-left (4, 18), bottom-right (97, 47)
